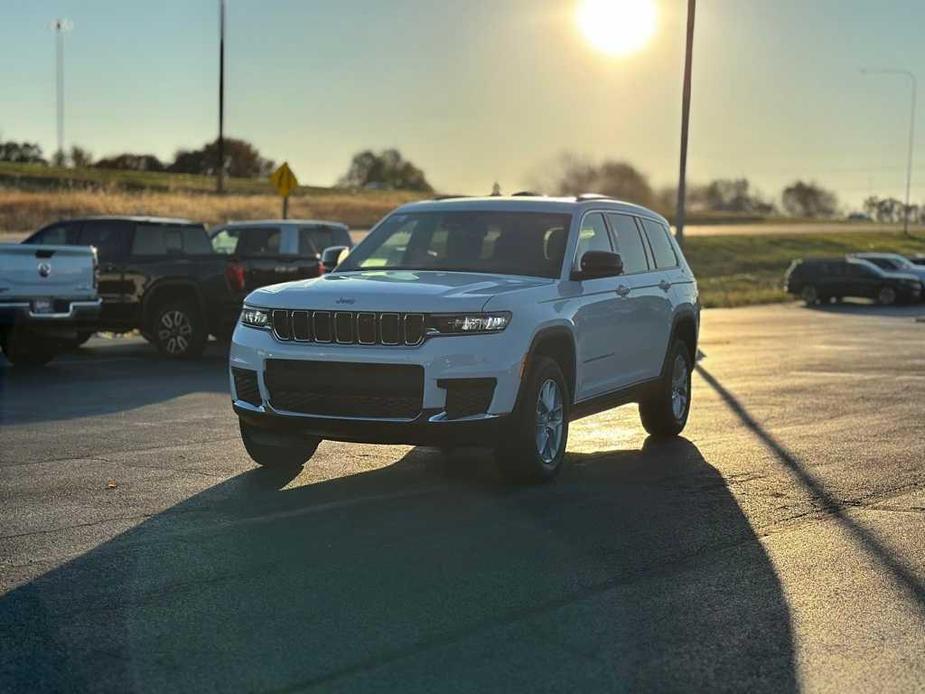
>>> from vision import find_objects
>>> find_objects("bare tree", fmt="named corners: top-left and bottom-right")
top-left (781, 181), bottom-right (838, 218)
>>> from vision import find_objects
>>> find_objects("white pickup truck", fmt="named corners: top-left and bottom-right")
top-left (0, 243), bottom-right (101, 366)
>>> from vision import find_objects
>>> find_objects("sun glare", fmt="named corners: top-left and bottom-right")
top-left (576, 0), bottom-right (657, 57)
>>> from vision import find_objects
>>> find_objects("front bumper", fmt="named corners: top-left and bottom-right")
top-left (229, 323), bottom-right (525, 444)
top-left (235, 402), bottom-right (506, 446)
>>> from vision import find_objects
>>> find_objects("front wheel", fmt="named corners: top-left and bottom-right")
top-left (494, 356), bottom-right (569, 483)
top-left (877, 285), bottom-right (897, 306)
top-left (639, 340), bottom-right (693, 438)
top-left (240, 421), bottom-right (321, 468)
top-left (151, 301), bottom-right (207, 359)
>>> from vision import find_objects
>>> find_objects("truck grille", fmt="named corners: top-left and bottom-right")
top-left (271, 310), bottom-right (426, 346)
top-left (264, 360), bottom-right (424, 419)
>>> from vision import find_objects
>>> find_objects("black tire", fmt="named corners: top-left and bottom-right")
top-left (640, 339), bottom-right (693, 438)
top-left (239, 421), bottom-right (321, 468)
top-left (800, 284), bottom-right (818, 305)
top-left (0, 331), bottom-right (59, 366)
top-left (494, 356), bottom-right (569, 483)
top-left (150, 301), bottom-right (207, 359)
top-left (877, 285), bottom-right (897, 306)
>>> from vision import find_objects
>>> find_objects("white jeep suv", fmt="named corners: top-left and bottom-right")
top-left (229, 196), bottom-right (699, 481)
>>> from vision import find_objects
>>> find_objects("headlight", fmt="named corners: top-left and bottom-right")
top-left (427, 312), bottom-right (511, 335)
top-left (240, 305), bottom-right (271, 329)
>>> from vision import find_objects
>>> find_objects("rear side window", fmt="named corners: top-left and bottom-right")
top-left (78, 220), bottom-right (132, 261)
top-left (182, 227), bottom-right (213, 255)
top-left (236, 227), bottom-right (282, 257)
top-left (640, 219), bottom-right (678, 269)
top-left (605, 213), bottom-right (649, 274)
top-left (28, 223), bottom-right (78, 245)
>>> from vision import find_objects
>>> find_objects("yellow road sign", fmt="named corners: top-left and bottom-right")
top-left (270, 162), bottom-right (298, 198)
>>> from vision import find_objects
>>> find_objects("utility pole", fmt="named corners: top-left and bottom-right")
top-left (51, 18), bottom-right (72, 166)
top-left (674, 0), bottom-right (696, 246)
top-left (861, 68), bottom-right (917, 236)
top-left (217, 0), bottom-right (226, 193)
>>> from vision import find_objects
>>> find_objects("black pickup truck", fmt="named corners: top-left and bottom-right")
top-left (23, 216), bottom-right (241, 358)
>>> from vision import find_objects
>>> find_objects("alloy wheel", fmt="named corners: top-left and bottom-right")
top-left (158, 310), bottom-right (193, 355)
top-left (535, 378), bottom-right (564, 464)
top-left (671, 353), bottom-right (690, 421)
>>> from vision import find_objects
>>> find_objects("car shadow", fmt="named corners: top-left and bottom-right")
top-left (0, 339), bottom-right (229, 425)
top-left (802, 300), bottom-right (924, 319)
top-left (0, 437), bottom-right (796, 692)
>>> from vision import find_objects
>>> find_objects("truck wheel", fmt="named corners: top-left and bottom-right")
top-left (240, 421), bottom-right (321, 468)
top-left (640, 339), bottom-right (692, 438)
top-left (151, 301), bottom-right (207, 359)
top-left (877, 285), bottom-right (897, 306)
top-left (494, 356), bottom-right (569, 483)
top-left (1, 331), bottom-right (59, 367)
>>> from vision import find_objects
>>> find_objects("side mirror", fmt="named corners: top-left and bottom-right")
top-left (571, 250), bottom-right (624, 280)
top-left (321, 245), bottom-right (350, 272)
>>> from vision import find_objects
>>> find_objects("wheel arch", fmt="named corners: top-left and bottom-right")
top-left (526, 326), bottom-right (577, 404)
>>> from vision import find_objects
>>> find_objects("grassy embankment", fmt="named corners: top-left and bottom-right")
top-left (685, 232), bottom-right (925, 307)
top-left (3, 162), bottom-right (924, 308)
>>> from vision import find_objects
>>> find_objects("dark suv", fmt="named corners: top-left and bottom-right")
top-left (785, 257), bottom-right (922, 306)
top-left (24, 216), bottom-right (239, 357)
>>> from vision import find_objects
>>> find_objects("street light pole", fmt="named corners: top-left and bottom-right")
top-left (861, 68), bottom-right (917, 235)
top-left (51, 18), bottom-right (72, 166)
top-left (217, 0), bottom-right (226, 194)
top-left (675, 0), bottom-right (696, 246)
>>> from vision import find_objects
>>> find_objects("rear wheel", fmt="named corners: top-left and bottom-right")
top-left (800, 285), bottom-right (819, 305)
top-left (0, 330), bottom-right (60, 366)
top-left (877, 285), bottom-right (897, 306)
top-left (239, 421), bottom-right (321, 468)
top-left (151, 301), bottom-right (207, 359)
top-left (494, 356), bottom-right (569, 483)
top-left (640, 340), bottom-right (693, 438)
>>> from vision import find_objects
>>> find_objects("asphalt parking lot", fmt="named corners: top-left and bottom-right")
top-left (2, 302), bottom-right (924, 692)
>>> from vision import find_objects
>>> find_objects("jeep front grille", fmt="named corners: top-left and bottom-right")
top-left (271, 310), bottom-right (426, 346)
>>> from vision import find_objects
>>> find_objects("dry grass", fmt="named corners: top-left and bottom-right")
top-left (0, 188), bottom-right (424, 234)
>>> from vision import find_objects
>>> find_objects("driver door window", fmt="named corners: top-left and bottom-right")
top-left (574, 213), bottom-right (612, 268)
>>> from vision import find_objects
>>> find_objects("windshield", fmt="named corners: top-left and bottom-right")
top-left (336, 211), bottom-right (572, 278)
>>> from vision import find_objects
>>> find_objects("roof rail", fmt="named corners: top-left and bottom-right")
top-left (432, 194), bottom-right (470, 200)
top-left (575, 193), bottom-right (613, 201)
top-left (511, 191), bottom-right (543, 197)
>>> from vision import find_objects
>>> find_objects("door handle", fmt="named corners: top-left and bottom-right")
top-left (616, 285), bottom-right (631, 297)
top-left (659, 280), bottom-right (671, 292)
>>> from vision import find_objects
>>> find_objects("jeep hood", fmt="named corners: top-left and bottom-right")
top-left (246, 270), bottom-right (554, 312)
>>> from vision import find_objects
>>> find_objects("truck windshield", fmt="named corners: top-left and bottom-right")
top-left (336, 211), bottom-right (571, 278)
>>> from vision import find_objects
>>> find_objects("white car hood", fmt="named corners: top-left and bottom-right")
top-left (246, 270), bottom-right (554, 313)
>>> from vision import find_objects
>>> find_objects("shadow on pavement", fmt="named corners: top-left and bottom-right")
top-left (0, 437), bottom-right (796, 692)
top-left (696, 364), bottom-right (925, 611)
top-left (0, 340), bottom-right (229, 425)
top-left (802, 300), bottom-right (925, 319)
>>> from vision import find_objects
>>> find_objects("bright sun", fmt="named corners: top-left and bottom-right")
top-left (576, 0), bottom-right (657, 57)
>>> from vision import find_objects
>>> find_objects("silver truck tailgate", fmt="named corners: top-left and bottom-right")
top-left (0, 244), bottom-right (97, 300)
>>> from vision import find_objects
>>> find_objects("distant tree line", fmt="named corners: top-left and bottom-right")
top-left (0, 137), bottom-right (275, 178)
top-left (862, 195), bottom-right (924, 225)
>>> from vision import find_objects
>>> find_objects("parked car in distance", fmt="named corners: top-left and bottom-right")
top-left (229, 195), bottom-right (699, 483)
top-left (23, 216), bottom-right (239, 358)
top-left (0, 243), bottom-right (101, 365)
top-left (850, 252), bottom-right (925, 286)
top-left (910, 255), bottom-right (925, 267)
top-left (210, 220), bottom-right (353, 292)
top-left (785, 256), bottom-right (922, 306)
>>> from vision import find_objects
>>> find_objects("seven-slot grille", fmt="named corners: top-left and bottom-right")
top-left (271, 310), bottom-right (426, 346)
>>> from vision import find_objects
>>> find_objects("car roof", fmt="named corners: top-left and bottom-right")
top-left (392, 196), bottom-right (670, 226)
top-left (217, 219), bottom-right (349, 228)
top-left (853, 252), bottom-right (905, 260)
top-left (64, 215), bottom-right (201, 225)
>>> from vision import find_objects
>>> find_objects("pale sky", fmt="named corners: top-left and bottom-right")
top-left (2, 0), bottom-right (924, 209)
